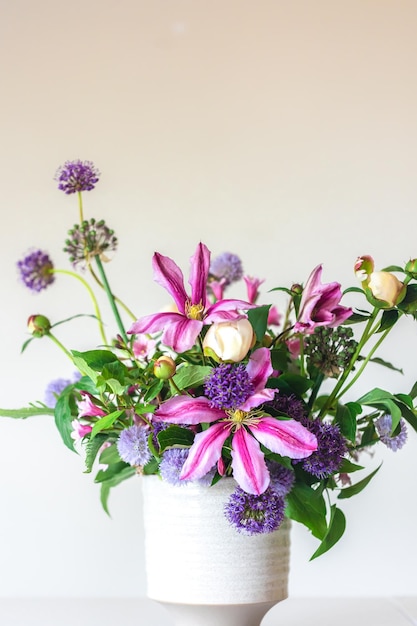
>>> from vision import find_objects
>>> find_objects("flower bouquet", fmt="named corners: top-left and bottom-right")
top-left (2, 160), bottom-right (417, 561)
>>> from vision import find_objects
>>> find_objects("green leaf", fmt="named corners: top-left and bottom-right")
top-left (143, 379), bottom-right (164, 402)
top-left (90, 410), bottom-right (124, 439)
top-left (338, 458), bottom-right (364, 473)
top-left (269, 373), bottom-right (312, 396)
top-left (84, 433), bottom-right (109, 473)
top-left (99, 443), bottom-right (122, 465)
top-left (343, 286), bottom-right (365, 295)
top-left (335, 402), bottom-right (358, 443)
top-left (98, 465), bottom-right (136, 516)
top-left (381, 265), bottom-right (404, 273)
top-left (21, 337), bottom-right (35, 353)
top-left (377, 309), bottom-right (399, 333)
top-left (397, 284), bottom-right (417, 314)
top-left (270, 345), bottom-right (289, 372)
top-left (338, 464), bottom-right (381, 499)
top-left (74, 376), bottom-right (100, 395)
top-left (343, 312), bottom-right (370, 324)
top-left (72, 349), bottom-right (119, 370)
top-left (247, 305), bottom-right (271, 342)
top-left (285, 483), bottom-right (327, 540)
top-left (0, 406), bottom-right (55, 419)
top-left (173, 365), bottom-right (213, 391)
top-left (54, 392), bottom-right (77, 452)
top-left (158, 425), bottom-right (195, 452)
top-left (393, 396), bottom-right (417, 432)
top-left (369, 357), bottom-right (403, 374)
top-left (310, 505), bottom-right (346, 560)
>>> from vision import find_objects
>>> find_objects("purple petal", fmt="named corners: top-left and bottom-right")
top-left (231, 428), bottom-right (270, 495)
top-left (180, 422), bottom-right (230, 480)
top-left (205, 298), bottom-right (255, 322)
top-left (152, 252), bottom-right (188, 314)
top-left (245, 347), bottom-right (273, 392)
top-left (189, 242), bottom-right (210, 308)
top-left (155, 395), bottom-right (225, 424)
top-left (249, 416), bottom-right (318, 459)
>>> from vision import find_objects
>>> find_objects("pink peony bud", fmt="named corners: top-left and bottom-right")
top-left (27, 314), bottom-right (51, 337)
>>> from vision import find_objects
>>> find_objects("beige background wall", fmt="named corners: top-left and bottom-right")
top-left (0, 0), bottom-right (416, 597)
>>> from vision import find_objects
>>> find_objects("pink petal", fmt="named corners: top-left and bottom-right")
top-left (189, 242), bottom-right (210, 308)
top-left (231, 427), bottom-right (270, 495)
top-left (155, 395), bottom-right (225, 425)
top-left (152, 252), bottom-right (188, 314)
top-left (245, 347), bottom-right (273, 392)
top-left (180, 422), bottom-right (230, 480)
top-left (128, 312), bottom-right (202, 352)
top-left (249, 416), bottom-right (318, 459)
top-left (239, 388), bottom-right (276, 412)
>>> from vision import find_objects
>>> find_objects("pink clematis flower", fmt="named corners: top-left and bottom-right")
top-left (77, 392), bottom-right (107, 418)
top-left (128, 243), bottom-right (255, 353)
top-left (154, 348), bottom-right (317, 495)
top-left (294, 265), bottom-right (352, 335)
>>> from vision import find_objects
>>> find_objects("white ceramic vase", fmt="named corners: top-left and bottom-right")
top-left (141, 475), bottom-right (291, 626)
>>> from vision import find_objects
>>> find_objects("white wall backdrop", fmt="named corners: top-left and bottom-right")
top-left (0, 0), bottom-right (416, 598)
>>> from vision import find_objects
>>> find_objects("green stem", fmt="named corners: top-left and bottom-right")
top-left (87, 264), bottom-right (136, 321)
top-left (48, 332), bottom-right (74, 362)
top-left (336, 325), bottom-right (393, 400)
top-left (318, 308), bottom-right (380, 418)
top-left (52, 269), bottom-right (107, 345)
top-left (94, 256), bottom-right (128, 343)
top-left (78, 191), bottom-right (84, 224)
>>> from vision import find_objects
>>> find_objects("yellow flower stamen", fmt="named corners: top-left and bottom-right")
top-left (186, 300), bottom-right (205, 320)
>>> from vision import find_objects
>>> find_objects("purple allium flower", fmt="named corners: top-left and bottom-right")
top-left (210, 252), bottom-right (244, 286)
top-left (266, 461), bottom-right (295, 497)
top-left (17, 249), bottom-right (54, 293)
top-left (54, 160), bottom-right (100, 194)
top-left (224, 485), bottom-right (286, 534)
top-left (159, 448), bottom-right (216, 486)
top-left (299, 419), bottom-right (347, 479)
top-left (117, 424), bottom-right (151, 467)
top-left (44, 372), bottom-right (81, 408)
top-left (375, 414), bottom-right (408, 451)
top-left (266, 393), bottom-right (307, 422)
top-left (204, 363), bottom-right (254, 409)
top-left (64, 218), bottom-right (118, 267)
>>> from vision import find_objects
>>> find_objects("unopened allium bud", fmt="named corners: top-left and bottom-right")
top-left (27, 314), bottom-right (51, 337)
top-left (153, 355), bottom-right (177, 379)
top-left (64, 218), bottom-right (118, 267)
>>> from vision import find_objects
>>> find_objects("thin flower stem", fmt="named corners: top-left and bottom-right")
top-left (78, 191), bottom-right (84, 224)
top-left (87, 264), bottom-right (136, 320)
top-left (318, 308), bottom-right (380, 418)
top-left (47, 332), bottom-right (74, 361)
top-left (52, 268), bottom-right (107, 345)
top-left (337, 325), bottom-right (393, 400)
top-left (95, 256), bottom-right (128, 344)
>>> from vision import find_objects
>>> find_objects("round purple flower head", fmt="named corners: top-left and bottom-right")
top-left (299, 419), bottom-right (347, 479)
top-left (375, 414), bottom-right (408, 451)
top-left (159, 448), bottom-right (215, 487)
top-left (224, 485), bottom-right (286, 534)
top-left (266, 461), bottom-right (295, 497)
top-left (204, 363), bottom-right (254, 409)
top-left (210, 252), bottom-right (244, 286)
top-left (44, 372), bottom-right (81, 408)
top-left (17, 249), bottom-right (54, 293)
top-left (55, 160), bottom-right (100, 194)
top-left (117, 424), bottom-right (151, 467)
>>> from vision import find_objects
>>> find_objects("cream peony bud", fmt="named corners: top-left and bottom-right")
top-left (203, 318), bottom-right (254, 362)
top-left (368, 271), bottom-right (404, 308)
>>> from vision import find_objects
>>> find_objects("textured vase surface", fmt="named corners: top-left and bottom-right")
top-left (141, 475), bottom-right (291, 626)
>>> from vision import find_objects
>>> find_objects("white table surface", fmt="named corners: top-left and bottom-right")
top-left (0, 597), bottom-right (416, 626)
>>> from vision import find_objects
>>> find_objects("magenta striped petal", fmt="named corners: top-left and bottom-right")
top-left (239, 388), bottom-right (276, 412)
top-left (205, 299), bottom-right (255, 324)
top-left (155, 395), bottom-right (225, 424)
top-left (128, 312), bottom-right (202, 352)
top-left (249, 416), bottom-right (318, 459)
top-left (189, 242), bottom-right (210, 308)
top-left (231, 427), bottom-right (270, 495)
top-left (245, 347), bottom-right (273, 392)
top-left (152, 252), bottom-right (188, 314)
top-left (180, 422), bottom-right (230, 480)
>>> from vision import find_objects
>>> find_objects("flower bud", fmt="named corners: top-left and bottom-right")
top-left (203, 318), bottom-right (255, 362)
top-left (153, 355), bottom-right (177, 380)
top-left (367, 271), bottom-right (405, 308)
top-left (405, 258), bottom-right (417, 279)
top-left (27, 314), bottom-right (51, 337)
